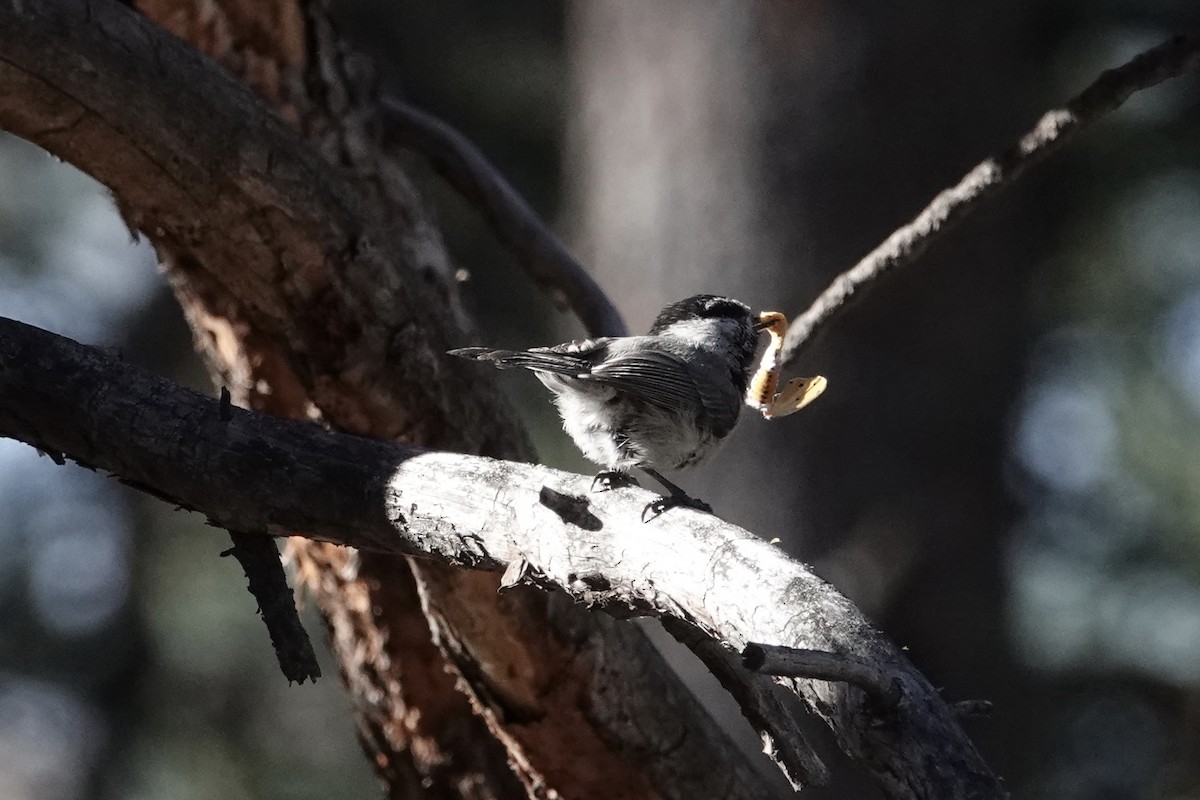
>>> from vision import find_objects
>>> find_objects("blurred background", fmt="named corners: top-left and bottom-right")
top-left (1, 1), bottom-right (1199, 797)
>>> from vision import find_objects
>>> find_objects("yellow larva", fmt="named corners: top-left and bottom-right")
top-left (747, 311), bottom-right (827, 419)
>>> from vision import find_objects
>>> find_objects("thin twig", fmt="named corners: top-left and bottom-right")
top-left (743, 643), bottom-right (903, 710)
top-left (382, 100), bottom-right (628, 338)
top-left (781, 32), bottom-right (1200, 366)
top-left (221, 532), bottom-right (321, 684)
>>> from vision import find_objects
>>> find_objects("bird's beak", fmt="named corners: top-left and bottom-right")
top-left (754, 311), bottom-right (787, 334)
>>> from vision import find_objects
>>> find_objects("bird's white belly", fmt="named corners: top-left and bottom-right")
top-left (551, 388), bottom-right (719, 472)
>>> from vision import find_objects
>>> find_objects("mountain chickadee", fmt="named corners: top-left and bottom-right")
top-left (450, 294), bottom-right (788, 518)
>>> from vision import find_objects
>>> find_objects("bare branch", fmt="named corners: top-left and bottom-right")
top-left (743, 644), bottom-right (902, 710)
top-left (382, 100), bottom-right (628, 338)
top-left (664, 621), bottom-right (829, 790)
top-left (0, 315), bottom-right (1003, 800)
top-left (221, 532), bottom-right (321, 684)
top-left (781, 32), bottom-right (1200, 365)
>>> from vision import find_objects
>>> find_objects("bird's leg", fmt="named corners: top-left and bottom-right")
top-left (640, 468), bottom-right (713, 521)
top-left (591, 470), bottom-right (639, 492)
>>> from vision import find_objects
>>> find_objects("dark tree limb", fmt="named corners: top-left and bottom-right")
top-left (0, 316), bottom-right (1004, 800)
top-left (779, 32), bottom-right (1200, 366)
top-left (743, 644), bottom-right (902, 710)
top-left (382, 100), bottom-right (629, 338)
top-left (221, 532), bottom-right (321, 684)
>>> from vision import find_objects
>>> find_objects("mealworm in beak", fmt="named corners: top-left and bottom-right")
top-left (747, 311), bottom-right (827, 419)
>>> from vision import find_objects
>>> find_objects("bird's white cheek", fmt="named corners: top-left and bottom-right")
top-left (661, 317), bottom-right (734, 347)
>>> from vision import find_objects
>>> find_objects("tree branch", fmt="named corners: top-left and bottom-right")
top-left (664, 621), bottom-right (829, 790)
top-left (0, 315), bottom-right (1003, 800)
top-left (780, 32), bottom-right (1200, 366)
top-left (743, 644), bottom-right (902, 710)
top-left (382, 100), bottom-right (628, 338)
top-left (221, 532), bottom-right (321, 684)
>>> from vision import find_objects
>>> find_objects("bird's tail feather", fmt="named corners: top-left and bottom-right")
top-left (448, 347), bottom-right (589, 376)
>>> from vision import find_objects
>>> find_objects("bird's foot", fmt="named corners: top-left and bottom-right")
top-left (641, 492), bottom-right (713, 523)
top-left (591, 470), bottom-right (639, 492)
top-left (639, 468), bottom-right (714, 521)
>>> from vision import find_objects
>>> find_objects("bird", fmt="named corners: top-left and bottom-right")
top-left (449, 294), bottom-right (779, 519)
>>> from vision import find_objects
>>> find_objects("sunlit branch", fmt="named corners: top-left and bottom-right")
top-left (0, 315), bottom-right (1001, 800)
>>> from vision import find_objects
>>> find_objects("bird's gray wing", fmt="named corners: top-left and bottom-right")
top-left (589, 347), bottom-right (740, 435)
top-left (453, 338), bottom-right (741, 434)
top-left (449, 338), bottom-right (615, 376)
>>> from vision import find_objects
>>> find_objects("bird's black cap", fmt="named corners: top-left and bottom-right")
top-left (647, 295), bottom-right (752, 334)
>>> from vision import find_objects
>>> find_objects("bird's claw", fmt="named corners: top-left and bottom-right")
top-left (592, 470), bottom-right (639, 492)
top-left (641, 493), bottom-right (713, 522)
